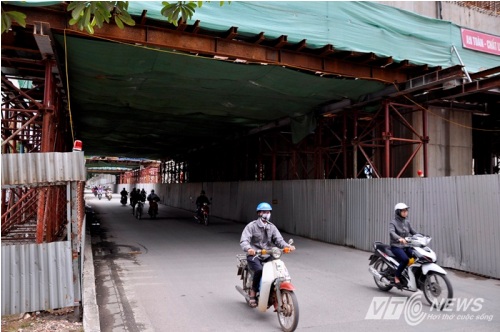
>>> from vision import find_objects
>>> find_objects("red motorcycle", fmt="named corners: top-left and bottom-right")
top-left (196, 202), bottom-right (210, 226)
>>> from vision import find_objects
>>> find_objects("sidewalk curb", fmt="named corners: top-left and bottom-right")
top-left (83, 230), bottom-right (100, 332)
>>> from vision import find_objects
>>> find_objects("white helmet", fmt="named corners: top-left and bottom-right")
top-left (394, 202), bottom-right (409, 211)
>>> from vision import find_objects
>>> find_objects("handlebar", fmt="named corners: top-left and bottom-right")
top-left (404, 235), bottom-right (431, 247)
top-left (249, 239), bottom-right (295, 258)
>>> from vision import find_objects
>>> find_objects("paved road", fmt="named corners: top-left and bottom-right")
top-left (86, 193), bottom-right (500, 332)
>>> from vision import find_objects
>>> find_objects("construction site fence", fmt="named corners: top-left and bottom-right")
top-left (121, 174), bottom-right (500, 279)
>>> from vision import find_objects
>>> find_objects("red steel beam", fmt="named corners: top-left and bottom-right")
top-left (10, 4), bottom-right (413, 83)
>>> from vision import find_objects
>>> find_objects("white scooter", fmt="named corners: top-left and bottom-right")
top-left (368, 234), bottom-right (453, 309)
top-left (235, 240), bottom-right (299, 332)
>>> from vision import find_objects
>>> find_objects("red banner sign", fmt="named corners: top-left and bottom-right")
top-left (461, 28), bottom-right (500, 56)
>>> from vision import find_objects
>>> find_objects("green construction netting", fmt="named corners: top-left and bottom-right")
top-left (129, 1), bottom-right (499, 73)
top-left (11, 1), bottom-right (499, 159)
top-left (55, 35), bottom-right (386, 158)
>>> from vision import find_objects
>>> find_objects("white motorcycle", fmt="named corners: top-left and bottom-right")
top-left (368, 234), bottom-right (453, 308)
top-left (235, 240), bottom-right (299, 332)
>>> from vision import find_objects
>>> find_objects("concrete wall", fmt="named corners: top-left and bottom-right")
top-left (411, 106), bottom-right (472, 177)
top-left (378, 1), bottom-right (499, 34)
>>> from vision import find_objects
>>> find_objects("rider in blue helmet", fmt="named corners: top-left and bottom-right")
top-left (239, 202), bottom-right (295, 308)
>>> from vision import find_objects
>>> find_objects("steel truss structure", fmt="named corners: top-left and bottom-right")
top-left (1, 22), bottom-right (72, 243)
top-left (2, 3), bottom-right (499, 186)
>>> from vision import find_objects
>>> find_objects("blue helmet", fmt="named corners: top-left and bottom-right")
top-left (256, 202), bottom-right (272, 212)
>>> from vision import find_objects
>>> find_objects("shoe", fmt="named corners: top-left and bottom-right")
top-left (393, 277), bottom-right (403, 289)
top-left (248, 296), bottom-right (257, 308)
top-left (248, 290), bottom-right (258, 308)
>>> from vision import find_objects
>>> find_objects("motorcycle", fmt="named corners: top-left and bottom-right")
top-left (97, 191), bottom-right (102, 200)
top-left (105, 191), bottom-right (112, 201)
top-left (148, 198), bottom-right (159, 219)
top-left (368, 234), bottom-right (453, 309)
top-left (196, 202), bottom-right (210, 226)
top-left (135, 201), bottom-right (144, 220)
top-left (120, 195), bottom-right (127, 206)
top-left (235, 240), bottom-right (299, 332)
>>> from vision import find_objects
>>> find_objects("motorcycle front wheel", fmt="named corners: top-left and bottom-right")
top-left (372, 258), bottom-right (393, 291)
top-left (203, 214), bottom-right (209, 226)
top-left (277, 290), bottom-right (299, 332)
top-left (422, 272), bottom-right (453, 309)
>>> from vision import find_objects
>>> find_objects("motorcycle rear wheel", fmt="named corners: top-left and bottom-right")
top-left (277, 290), bottom-right (299, 332)
top-left (422, 272), bottom-right (453, 309)
top-left (372, 258), bottom-right (393, 291)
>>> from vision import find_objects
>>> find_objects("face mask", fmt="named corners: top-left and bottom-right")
top-left (261, 212), bottom-right (271, 222)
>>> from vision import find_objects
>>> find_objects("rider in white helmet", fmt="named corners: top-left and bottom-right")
top-left (389, 202), bottom-right (419, 286)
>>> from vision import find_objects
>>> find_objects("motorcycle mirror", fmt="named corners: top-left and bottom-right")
top-left (288, 239), bottom-right (294, 245)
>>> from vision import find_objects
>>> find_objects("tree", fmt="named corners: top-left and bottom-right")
top-left (1, 5), bottom-right (26, 34)
top-left (1, 1), bottom-right (227, 35)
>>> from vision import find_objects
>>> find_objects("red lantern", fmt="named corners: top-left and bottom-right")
top-left (417, 169), bottom-right (424, 177)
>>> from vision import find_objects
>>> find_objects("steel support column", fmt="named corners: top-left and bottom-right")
top-left (383, 101), bottom-right (391, 177)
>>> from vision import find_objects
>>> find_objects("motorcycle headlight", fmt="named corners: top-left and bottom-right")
top-left (271, 247), bottom-right (282, 259)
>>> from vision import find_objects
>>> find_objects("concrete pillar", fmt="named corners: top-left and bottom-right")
top-left (413, 106), bottom-right (472, 176)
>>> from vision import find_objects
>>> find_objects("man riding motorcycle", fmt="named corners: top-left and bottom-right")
top-left (239, 202), bottom-right (295, 308)
top-left (147, 189), bottom-right (160, 216)
top-left (195, 190), bottom-right (210, 220)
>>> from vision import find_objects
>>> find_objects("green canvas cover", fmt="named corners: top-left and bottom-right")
top-left (8, 1), bottom-right (499, 159)
top-left (129, 1), bottom-right (499, 73)
top-left (56, 35), bottom-right (386, 157)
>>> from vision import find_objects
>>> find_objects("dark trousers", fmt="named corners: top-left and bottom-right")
top-left (391, 246), bottom-right (412, 278)
top-left (247, 256), bottom-right (265, 292)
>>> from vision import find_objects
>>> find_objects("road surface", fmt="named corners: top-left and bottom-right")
top-left (86, 193), bottom-right (500, 332)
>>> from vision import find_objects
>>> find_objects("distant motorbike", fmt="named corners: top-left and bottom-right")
top-left (235, 240), bottom-right (299, 332)
top-left (135, 201), bottom-right (144, 219)
top-left (368, 234), bottom-right (453, 309)
top-left (120, 195), bottom-right (127, 206)
top-left (148, 197), bottom-right (159, 219)
top-left (105, 191), bottom-right (112, 201)
top-left (196, 202), bottom-right (210, 226)
top-left (97, 191), bottom-right (102, 200)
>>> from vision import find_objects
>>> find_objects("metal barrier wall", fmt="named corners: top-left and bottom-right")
top-left (127, 175), bottom-right (500, 279)
top-left (1, 152), bottom-right (86, 315)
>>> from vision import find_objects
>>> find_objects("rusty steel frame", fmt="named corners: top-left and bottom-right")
top-left (248, 99), bottom-right (429, 181)
top-left (2, 38), bottom-right (72, 244)
top-left (4, 3), bottom-right (429, 83)
top-left (1, 185), bottom-right (68, 244)
top-left (120, 165), bottom-right (161, 184)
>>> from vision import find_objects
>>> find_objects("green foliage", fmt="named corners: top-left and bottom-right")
top-left (67, 1), bottom-right (135, 34)
top-left (1, 1), bottom-right (228, 34)
top-left (160, 1), bottom-right (228, 26)
top-left (1, 5), bottom-right (26, 34)
top-left (161, 1), bottom-right (198, 26)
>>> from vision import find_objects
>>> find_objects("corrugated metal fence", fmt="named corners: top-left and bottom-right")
top-left (1, 152), bottom-right (86, 316)
top-left (1, 241), bottom-right (74, 314)
top-left (128, 174), bottom-right (500, 279)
